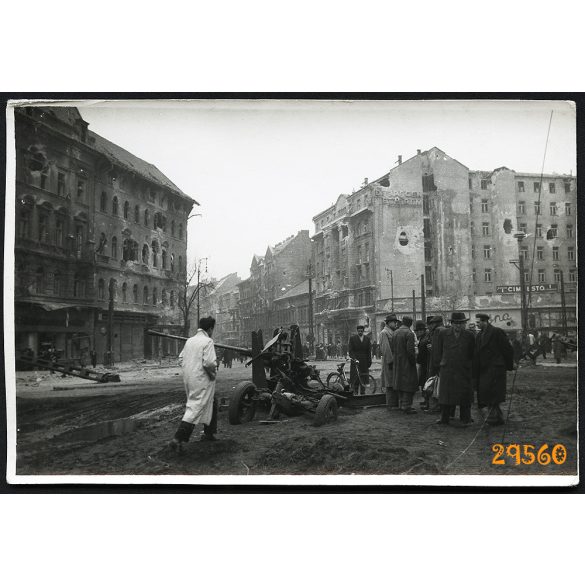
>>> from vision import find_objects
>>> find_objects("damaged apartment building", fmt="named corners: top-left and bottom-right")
top-left (14, 106), bottom-right (196, 364)
top-left (311, 147), bottom-right (576, 345)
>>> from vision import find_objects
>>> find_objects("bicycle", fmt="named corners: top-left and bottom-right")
top-left (326, 357), bottom-right (379, 395)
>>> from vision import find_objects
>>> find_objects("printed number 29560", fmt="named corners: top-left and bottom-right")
top-left (491, 443), bottom-right (567, 466)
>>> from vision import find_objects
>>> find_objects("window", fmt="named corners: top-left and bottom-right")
top-left (53, 272), bottom-right (62, 296)
top-left (111, 236), bottom-right (118, 260)
top-left (550, 202), bottom-right (557, 216)
top-left (484, 268), bottom-right (492, 282)
top-left (144, 208), bottom-right (150, 227)
top-left (472, 269), bottom-right (476, 282)
top-left (518, 201), bottom-right (525, 215)
top-left (178, 223), bottom-right (183, 239)
top-left (549, 182), bottom-right (556, 194)
top-left (568, 247), bottom-right (575, 261)
top-left (152, 242), bottom-right (158, 267)
top-left (422, 174), bottom-right (436, 192)
top-left (77, 179), bottom-right (85, 199)
top-left (565, 202), bottom-right (571, 216)
top-left (568, 269), bottom-right (576, 283)
top-left (554, 269), bottom-right (561, 283)
top-left (152, 288), bottom-right (157, 306)
top-left (170, 290), bottom-right (175, 308)
top-left (178, 256), bottom-right (183, 273)
top-left (134, 205), bottom-right (140, 223)
top-left (482, 222), bottom-right (490, 236)
top-left (73, 273), bottom-right (85, 298)
top-left (122, 282), bottom-right (127, 303)
top-left (100, 191), bottom-right (107, 212)
top-left (133, 284), bottom-right (138, 303)
top-left (98, 279), bottom-right (105, 300)
top-left (423, 218), bottom-right (431, 237)
top-left (536, 224), bottom-right (542, 238)
top-left (537, 269), bottom-right (545, 283)
top-left (170, 253), bottom-right (175, 272)
top-left (40, 170), bottom-right (48, 190)
top-left (162, 249), bottom-right (168, 269)
top-left (55, 218), bottom-right (64, 247)
top-left (552, 246), bottom-right (559, 261)
top-left (57, 172), bottom-right (65, 196)
top-left (537, 246), bottom-right (544, 260)
top-left (425, 266), bottom-right (433, 283)
top-left (567, 224), bottom-right (573, 238)
top-left (422, 193), bottom-right (430, 214)
top-left (18, 207), bottom-right (32, 239)
top-left (143, 286), bottom-right (149, 305)
top-left (518, 223), bottom-right (527, 234)
top-left (35, 267), bottom-right (45, 294)
top-left (481, 199), bottom-right (489, 213)
top-left (533, 182), bottom-right (540, 193)
top-left (364, 243), bottom-right (369, 262)
top-left (520, 246), bottom-right (528, 260)
top-left (534, 201), bottom-right (541, 215)
top-left (468, 178), bottom-right (472, 190)
top-left (124, 201), bottom-right (130, 219)
top-left (564, 182), bottom-right (571, 194)
top-left (162, 289), bottom-right (167, 306)
top-left (112, 196), bottom-right (119, 215)
top-left (171, 220), bottom-right (175, 237)
top-left (480, 179), bottom-right (488, 190)
top-left (471, 245), bottom-right (475, 259)
top-left (548, 224), bottom-right (558, 238)
top-left (38, 213), bottom-right (49, 243)
top-left (483, 245), bottom-right (491, 259)
top-left (518, 181), bottom-right (525, 192)
top-left (142, 244), bottom-right (149, 264)
top-left (357, 245), bottom-right (362, 263)
top-left (424, 242), bottom-right (432, 261)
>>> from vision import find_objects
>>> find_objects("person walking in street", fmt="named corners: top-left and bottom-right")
top-left (169, 316), bottom-right (219, 453)
top-left (472, 313), bottom-right (515, 426)
top-left (430, 312), bottom-right (475, 426)
top-left (379, 314), bottom-right (399, 408)
top-left (392, 316), bottom-right (419, 414)
top-left (552, 333), bottom-right (563, 364)
top-left (348, 324), bottom-right (372, 394)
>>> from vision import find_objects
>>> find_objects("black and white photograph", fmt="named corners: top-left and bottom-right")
top-left (4, 98), bottom-right (578, 485)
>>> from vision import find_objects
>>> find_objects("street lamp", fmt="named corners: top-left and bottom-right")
top-left (553, 264), bottom-right (567, 335)
top-left (306, 260), bottom-right (315, 354)
top-left (512, 232), bottom-right (528, 339)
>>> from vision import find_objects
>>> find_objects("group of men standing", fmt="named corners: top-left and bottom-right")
top-left (377, 311), bottom-right (515, 427)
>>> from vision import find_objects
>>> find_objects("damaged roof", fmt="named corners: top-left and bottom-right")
top-left (274, 279), bottom-right (310, 302)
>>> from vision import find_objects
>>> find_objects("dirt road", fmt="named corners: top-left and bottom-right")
top-left (13, 359), bottom-right (578, 478)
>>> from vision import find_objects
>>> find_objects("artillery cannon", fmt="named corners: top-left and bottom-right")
top-left (147, 326), bottom-right (385, 426)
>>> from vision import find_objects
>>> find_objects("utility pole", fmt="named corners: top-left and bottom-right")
top-left (307, 260), bottom-right (315, 354)
top-left (420, 274), bottom-right (426, 323)
top-left (412, 289), bottom-right (416, 321)
top-left (514, 233), bottom-right (528, 340)
top-left (560, 268), bottom-right (567, 335)
top-left (107, 279), bottom-right (114, 366)
top-left (196, 261), bottom-right (201, 324)
top-left (391, 269), bottom-right (394, 312)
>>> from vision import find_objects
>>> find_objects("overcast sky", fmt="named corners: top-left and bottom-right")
top-left (76, 99), bottom-right (576, 282)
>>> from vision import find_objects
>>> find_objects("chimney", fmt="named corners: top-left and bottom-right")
top-left (397, 155), bottom-right (402, 165)
top-left (363, 177), bottom-right (368, 186)
top-left (417, 149), bottom-right (421, 155)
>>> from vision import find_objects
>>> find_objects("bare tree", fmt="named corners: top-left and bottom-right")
top-left (177, 262), bottom-right (215, 336)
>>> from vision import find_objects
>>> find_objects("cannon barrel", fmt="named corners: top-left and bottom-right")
top-left (146, 329), bottom-right (254, 357)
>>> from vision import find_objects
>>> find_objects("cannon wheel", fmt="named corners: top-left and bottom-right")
top-left (313, 394), bottom-right (338, 427)
top-left (326, 372), bottom-right (343, 389)
top-left (229, 381), bottom-right (258, 425)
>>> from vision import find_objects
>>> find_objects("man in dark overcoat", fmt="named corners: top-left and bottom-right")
top-left (379, 314), bottom-right (399, 408)
top-left (472, 313), bottom-right (514, 425)
top-left (430, 312), bottom-right (475, 426)
top-left (391, 316), bottom-right (419, 414)
top-left (348, 324), bottom-right (372, 394)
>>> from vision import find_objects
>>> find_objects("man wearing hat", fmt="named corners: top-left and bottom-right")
top-left (348, 324), bottom-right (372, 394)
top-left (392, 316), bottom-right (419, 414)
top-left (473, 313), bottom-right (514, 426)
top-left (379, 313), bottom-right (399, 408)
top-left (418, 316), bottom-right (444, 411)
top-left (430, 312), bottom-right (475, 426)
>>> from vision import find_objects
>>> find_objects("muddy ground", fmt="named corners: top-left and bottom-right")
top-left (13, 358), bottom-right (578, 478)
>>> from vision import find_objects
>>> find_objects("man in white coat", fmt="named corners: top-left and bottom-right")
top-left (169, 316), bottom-right (218, 452)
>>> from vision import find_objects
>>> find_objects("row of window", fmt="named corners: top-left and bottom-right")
top-left (100, 193), bottom-right (184, 238)
top-left (473, 268), bottom-right (577, 284)
top-left (96, 279), bottom-right (178, 307)
top-left (472, 244), bottom-right (575, 262)
top-left (22, 268), bottom-right (89, 298)
top-left (517, 201), bottom-right (571, 216)
top-left (517, 181), bottom-right (571, 194)
top-left (518, 223), bottom-right (573, 238)
top-left (96, 235), bottom-right (182, 271)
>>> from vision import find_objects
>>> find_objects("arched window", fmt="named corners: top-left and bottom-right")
top-left (162, 249), bottom-right (168, 269)
top-left (151, 240), bottom-right (159, 267)
top-left (53, 271), bottom-right (62, 296)
top-left (178, 223), bottom-right (183, 239)
top-left (162, 289), bottom-right (167, 306)
top-left (171, 220), bottom-right (175, 237)
top-left (178, 255), bottom-right (183, 273)
top-left (100, 191), bottom-right (107, 212)
top-left (170, 290), bottom-right (175, 308)
top-left (132, 284), bottom-right (138, 303)
top-left (73, 273), bottom-right (85, 298)
top-left (98, 278), bottom-right (105, 300)
top-left (17, 206), bottom-right (32, 239)
top-left (170, 253), bottom-right (175, 272)
top-left (112, 196), bottom-right (119, 215)
top-left (134, 205), bottom-right (140, 223)
top-left (111, 236), bottom-right (118, 260)
top-left (38, 212), bottom-right (49, 243)
top-left (35, 267), bottom-right (45, 294)
top-left (96, 232), bottom-right (107, 254)
top-left (152, 288), bottom-right (158, 305)
top-left (143, 286), bottom-right (149, 305)
top-left (144, 208), bottom-right (150, 227)
top-left (109, 279), bottom-right (117, 301)
top-left (123, 201), bottom-right (130, 219)
top-left (122, 282), bottom-right (127, 303)
top-left (142, 244), bottom-right (149, 264)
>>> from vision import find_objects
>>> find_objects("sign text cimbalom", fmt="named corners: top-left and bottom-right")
top-left (496, 283), bottom-right (559, 294)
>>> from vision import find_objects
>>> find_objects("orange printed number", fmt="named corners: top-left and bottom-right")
top-left (491, 443), bottom-right (505, 465)
top-left (552, 444), bottom-right (567, 465)
top-left (537, 444), bottom-right (551, 465)
top-left (521, 444), bottom-right (536, 465)
top-left (506, 444), bottom-right (521, 465)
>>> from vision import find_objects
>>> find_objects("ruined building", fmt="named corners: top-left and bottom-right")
top-left (237, 231), bottom-right (312, 343)
top-left (311, 147), bottom-right (576, 345)
top-left (14, 106), bottom-right (196, 364)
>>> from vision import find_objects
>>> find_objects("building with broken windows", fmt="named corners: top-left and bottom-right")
top-left (310, 147), bottom-right (576, 345)
top-left (14, 106), bottom-right (196, 364)
top-left (237, 231), bottom-right (312, 343)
